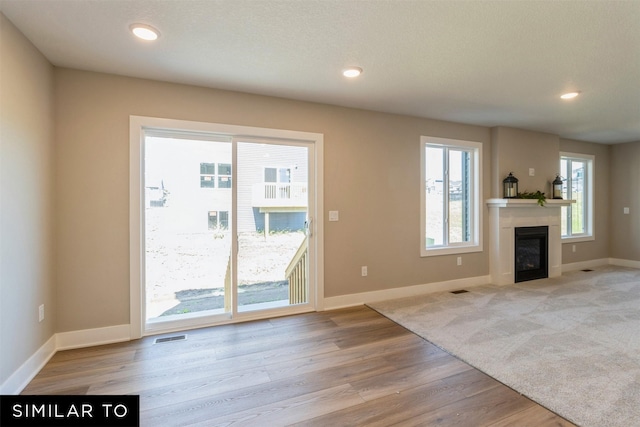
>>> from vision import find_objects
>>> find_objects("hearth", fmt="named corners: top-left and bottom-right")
top-left (514, 226), bottom-right (548, 282)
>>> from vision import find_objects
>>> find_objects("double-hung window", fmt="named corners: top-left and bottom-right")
top-left (421, 136), bottom-right (482, 256)
top-left (560, 152), bottom-right (594, 240)
top-left (200, 162), bottom-right (216, 188)
top-left (217, 163), bottom-right (232, 188)
top-left (200, 162), bottom-right (232, 188)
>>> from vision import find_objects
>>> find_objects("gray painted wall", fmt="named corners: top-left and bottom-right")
top-left (0, 14), bottom-right (55, 387)
top-left (610, 141), bottom-right (640, 261)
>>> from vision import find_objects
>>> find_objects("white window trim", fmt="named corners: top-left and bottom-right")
top-left (130, 116), bottom-right (324, 339)
top-left (420, 136), bottom-right (483, 257)
top-left (560, 152), bottom-right (595, 242)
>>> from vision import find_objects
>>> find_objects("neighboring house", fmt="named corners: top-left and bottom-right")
top-left (145, 137), bottom-right (308, 234)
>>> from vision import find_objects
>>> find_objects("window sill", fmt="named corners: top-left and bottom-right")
top-left (421, 244), bottom-right (482, 257)
top-left (562, 235), bottom-right (595, 243)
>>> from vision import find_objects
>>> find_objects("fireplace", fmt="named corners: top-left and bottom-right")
top-left (514, 226), bottom-right (548, 282)
top-left (487, 198), bottom-right (573, 285)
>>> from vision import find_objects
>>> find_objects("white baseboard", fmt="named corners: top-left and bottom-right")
top-left (562, 258), bottom-right (610, 272)
top-left (56, 324), bottom-right (131, 351)
top-left (323, 275), bottom-right (492, 310)
top-left (1, 325), bottom-right (131, 395)
top-left (326, 258), bottom-right (640, 311)
top-left (609, 258), bottom-right (640, 269)
top-left (0, 334), bottom-right (56, 395)
top-left (562, 258), bottom-right (640, 272)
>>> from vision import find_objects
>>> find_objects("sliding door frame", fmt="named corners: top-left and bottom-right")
top-left (129, 116), bottom-right (324, 338)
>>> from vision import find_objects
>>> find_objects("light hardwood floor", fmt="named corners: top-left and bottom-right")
top-left (22, 306), bottom-right (576, 426)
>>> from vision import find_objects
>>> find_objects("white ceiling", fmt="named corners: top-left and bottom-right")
top-left (2, 0), bottom-right (639, 144)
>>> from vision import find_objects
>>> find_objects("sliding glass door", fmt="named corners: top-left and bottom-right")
top-left (144, 136), bottom-right (232, 321)
top-left (236, 141), bottom-right (309, 313)
top-left (139, 126), bottom-right (316, 334)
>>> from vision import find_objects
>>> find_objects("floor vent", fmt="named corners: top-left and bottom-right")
top-left (582, 269), bottom-right (594, 272)
top-left (154, 334), bottom-right (187, 344)
top-left (450, 289), bottom-right (469, 294)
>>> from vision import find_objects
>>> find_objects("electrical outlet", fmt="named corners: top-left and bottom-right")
top-left (361, 266), bottom-right (368, 276)
top-left (572, 245), bottom-right (576, 253)
top-left (457, 256), bottom-right (462, 266)
top-left (39, 304), bottom-right (44, 322)
top-left (529, 168), bottom-right (535, 176)
top-left (624, 207), bottom-right (630, 214)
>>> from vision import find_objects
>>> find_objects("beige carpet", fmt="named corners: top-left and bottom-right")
top-left (368, 266), bottom-right (640, 427)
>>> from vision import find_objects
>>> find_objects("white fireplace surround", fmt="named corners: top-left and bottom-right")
top-left (487, 199), bottom-right (574, 285)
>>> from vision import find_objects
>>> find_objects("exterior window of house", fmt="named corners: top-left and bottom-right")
top-left (264, 167), bottom-right (291, 183)
top-left (208, 210), bottom-right (229, 230)
top-left (264, 167), bottom-right (277, 183)
top-left (560, 153), bottom-right (594, 240)
top-left (264, 167), bottom-right (291, 199)
top-left (218, 163), bottom-right (232, 188)
top-left (200, 163), bottom-right (216, 188)
top-left (421, 136), bottom-right (482, 256)
top-left (200, 162), bottom-right (232, 188)
top-left (218, 163), bottom-right (231, 188)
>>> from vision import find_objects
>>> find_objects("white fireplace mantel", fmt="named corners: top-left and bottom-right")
top-left (487, 198), bottom-right (574, 285)
top-left (486, 198), bottom-right (574, 209)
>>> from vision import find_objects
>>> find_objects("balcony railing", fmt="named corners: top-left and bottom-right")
top-left (252, 183), bottom-right (308, 208)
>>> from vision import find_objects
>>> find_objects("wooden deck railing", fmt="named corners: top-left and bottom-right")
top-left (223, 237), bottom-right (307, 308)
top-left (285, 236), bottom-right (308, 304)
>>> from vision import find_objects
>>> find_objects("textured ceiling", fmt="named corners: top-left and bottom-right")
top-left (2, 0), bottom-right (639, 144)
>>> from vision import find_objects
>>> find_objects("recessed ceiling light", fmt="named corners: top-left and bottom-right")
top-left (343, 67), bottom-right (363, 78)
top-left (560, 92), bottom-right (580, 100)
top-left (130, 24), bottom-right (160, 41)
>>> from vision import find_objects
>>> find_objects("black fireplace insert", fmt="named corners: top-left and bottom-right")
top-left (514, 226), bottom-right (548, 283)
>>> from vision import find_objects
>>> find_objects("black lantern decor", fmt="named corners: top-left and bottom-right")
top-left (503, 172), bottom-right (518, 198)
top-left (552, 174), bottom-right (563, 199)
